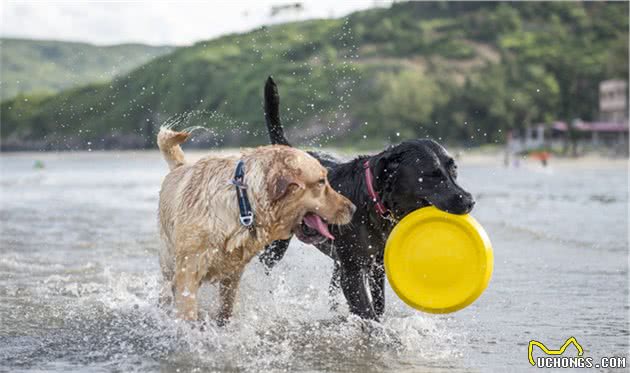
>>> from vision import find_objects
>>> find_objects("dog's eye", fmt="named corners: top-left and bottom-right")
top-left (318, 179), bottom-right (326, 186)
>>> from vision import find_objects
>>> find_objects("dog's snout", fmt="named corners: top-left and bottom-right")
top-left (466, 198), bottom-right (475, 211)
top-left (458, 193), bottom-right (475, 213)
top-left (348, 202), bottom-right (357, 216)
top-left (321, 187), bottom-right (355, 225)
top-left (335, 196), bottom-right (355, 225)
top-left (438, 191), bottom-right (475, 215)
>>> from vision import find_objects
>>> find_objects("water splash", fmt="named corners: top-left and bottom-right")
top-left (161, 110), bottom-right (262, 148)
top-left (0, 248), bottom-right (464, 372)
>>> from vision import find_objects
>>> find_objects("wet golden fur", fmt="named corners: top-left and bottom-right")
top-left (157, 128), bottom-right (354, 322)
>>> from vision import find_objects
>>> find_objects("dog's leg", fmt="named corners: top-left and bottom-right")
top-left (217, 269), bottom-right (243, 326)
top-left (370, 260), bottom-right (386, 318)
top-left (259, 239), bottom-right (290, 273)
top-left (328, 260), bottom-right (342, 312)
top-left (173, 254), bottom-right (202, 321)
top-left (337, 251), bottom-right (378, 321)
top-left (158, 239), bottom-right (176, 307)
top-left (159, 279), bottom-right (173, 306)
top-left (158, 262), bottom-right (174, 307)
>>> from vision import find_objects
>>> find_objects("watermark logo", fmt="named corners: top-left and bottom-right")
top-left (528, 337), bottom-right (583, 366)
top-left (528, 337), bottom-right (626, 369)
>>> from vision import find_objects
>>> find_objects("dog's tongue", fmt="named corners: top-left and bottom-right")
top-left (303, 213), bottom-right (334, 240)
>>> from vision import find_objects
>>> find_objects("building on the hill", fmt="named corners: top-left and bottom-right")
top-left (599, 79), bottom-right (628, 123)
top-left (515, 80), bottom-right (629, 157)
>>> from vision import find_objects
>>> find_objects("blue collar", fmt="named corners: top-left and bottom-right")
top-left (229, 160), bottom-right (254, 227)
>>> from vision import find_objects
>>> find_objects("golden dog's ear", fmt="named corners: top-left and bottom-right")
top-left (270, 173), bottom-right (304, 202)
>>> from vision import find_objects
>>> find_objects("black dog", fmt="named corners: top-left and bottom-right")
top-left (259, 77), bottom-right (475, 321)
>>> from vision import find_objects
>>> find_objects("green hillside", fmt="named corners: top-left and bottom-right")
top-left (0, 38), bottom-right (174, 101)
top-left (1, 2), bottom-right (627, 151)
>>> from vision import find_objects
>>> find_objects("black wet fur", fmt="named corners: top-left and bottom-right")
top-left (259, 77), bottom-right (475, 321)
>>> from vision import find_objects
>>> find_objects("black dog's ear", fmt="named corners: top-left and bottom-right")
top-left (373, 151), bottom-right (401, 183)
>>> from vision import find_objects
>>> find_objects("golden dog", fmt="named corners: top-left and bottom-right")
top-left (157, 127), bottom-right (355, 323)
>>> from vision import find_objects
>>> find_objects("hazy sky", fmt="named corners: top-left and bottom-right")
top-left (1, 1), bottom-right (391, 46)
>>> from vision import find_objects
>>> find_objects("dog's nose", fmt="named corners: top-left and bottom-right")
top-left (466, 198), bottom-right (475, 212)
top-left (457, 193), bottom-right (475, 213)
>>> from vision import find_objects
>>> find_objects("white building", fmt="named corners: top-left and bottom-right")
top-left (599, 80), bottom-right (628, 122)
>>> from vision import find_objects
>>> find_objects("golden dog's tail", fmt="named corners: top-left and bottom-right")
top-left (157, 127), bottom-right (190, 170)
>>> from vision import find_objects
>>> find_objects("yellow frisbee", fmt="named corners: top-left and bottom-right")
top-left (384, 206), bottom-right (493, 314)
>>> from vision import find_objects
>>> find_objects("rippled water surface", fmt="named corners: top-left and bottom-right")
top-left (1, 151), bottom-right (628, 372)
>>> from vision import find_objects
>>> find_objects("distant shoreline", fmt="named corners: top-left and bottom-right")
top-left (2, 149), bottom-right (627, 169)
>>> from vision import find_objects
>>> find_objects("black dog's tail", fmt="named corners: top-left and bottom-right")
top-left (264, 76), bottom-right (290, 146)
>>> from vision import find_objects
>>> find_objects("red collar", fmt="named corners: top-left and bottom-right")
top-left (363, 160), bottom-right (391, 217)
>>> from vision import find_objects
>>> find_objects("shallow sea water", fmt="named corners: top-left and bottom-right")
top-left (0, 151), bottom-right (627, 372)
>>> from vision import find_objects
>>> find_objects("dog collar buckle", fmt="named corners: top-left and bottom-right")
top-left (239, 214), bottom-right (254, 227)
top-left (229, 179), bottom-right (248, 189)
top-left (231, 160), bottom-right (255, 228)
